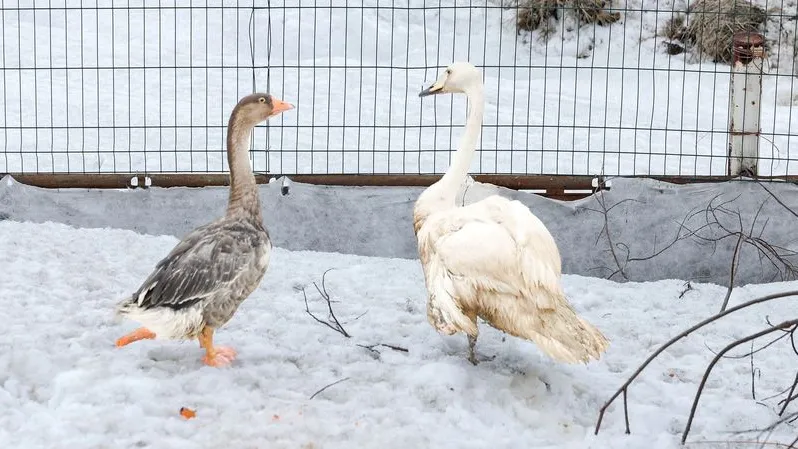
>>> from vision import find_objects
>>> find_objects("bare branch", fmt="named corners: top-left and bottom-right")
top-left (302, 288), bottom-right (347, 336)
top-left (703, 330), bottom-right (792, 360)
top-left (682, 322), bottom-right (798, 444)
top-left (750, 341), bottom-right (760, 400)
top-left (679, 281), bottom-right (694, 299)
top-left (342, 310), bottom-right (369, 324)
top-left (302, 269), bottom-right (352, 338)
top-left (720, 233), bottom-right (745, 312)
top-left (302, 270), bottom-right (408, 360)
top-left (757, 180), bottom-right (798, 220)
top-left (778, 372), bottom-right (798, 416)
top-left (682, 320), bottom-right (798, 444)
top-left (594, 189), bottom-right (798, 443)
top-left (309, 377), bottom-right (351, 400)
top-left (357, 343), bottom-right (409, 355)
top-left (591, 192), bottom-right (630, 280)
top-left (595, 290), bottom-right (798, 435)
top-left (680, 194), bottom-right (798, 290)
top-left (730, 410), bottom-right (798, 445)
top-left (625, 207), bottom-right (709, 264)
top-left (586, 192), bottom-right (708, 281)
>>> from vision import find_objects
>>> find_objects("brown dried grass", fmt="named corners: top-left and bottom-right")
top-left (513, 0), bottom-right (621, 37)
top-left (664, 0), bottom-right (767, 64)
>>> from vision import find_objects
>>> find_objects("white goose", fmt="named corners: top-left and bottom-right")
top-left (414, 62), bottom-right (609, 365)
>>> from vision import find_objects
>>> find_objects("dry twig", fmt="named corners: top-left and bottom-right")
top-left (588, 190), bottom-right (798, 287)
top-left (301, 269), bottom-right (411, 358)
top-left (309, 377), bottom-right (351, 400)
top-left (302, 268), bottom-right (352, 338)
top-left (357, 343), bottom-right (410, 356)
top-left (756, 181), bottom-right (798, 220)
top-left (721, 233), bottom-right (745, 312)
top-left (585, 192), bottom-right (709, 280)
top-left (778, 372), bottom-right (798, 417)
top-left (686, 195), bottom-right (798, 287)
top-left (594, 290), bottom-right (798, 435)
top-left (679, 281), bottom-right (695, 299)
top-left (729, 410), bottom-right (798, 447)
top-left (593, 183), bottom-right (798, 445)
top-left (681, 320), bottom-right (798, 443)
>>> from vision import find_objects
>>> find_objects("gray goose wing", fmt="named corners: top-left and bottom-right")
top-left (133, 220), bottom-right (269, 311)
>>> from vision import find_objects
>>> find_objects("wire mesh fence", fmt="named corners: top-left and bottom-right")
top-left (1, 0), bottom-right (796, 180)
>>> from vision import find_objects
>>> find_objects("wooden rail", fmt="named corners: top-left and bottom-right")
top-left (5, 172), bottom-right (797, 201)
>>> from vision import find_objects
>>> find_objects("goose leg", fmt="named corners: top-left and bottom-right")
top-left (198, 325), bottom-right (237, 367)
top-left (115, 327), bottom-right (156, 347)
top-left (466, 314), bottom-right (496, 366)
top-left (467, 334), bottom-right (480, 365)
top-left (465, 314), bottom-right (495, 365)
top-left (466, 331), bottom-right (496, 365)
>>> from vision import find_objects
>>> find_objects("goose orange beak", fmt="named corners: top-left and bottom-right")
top-left (269, 98), bottom-right (295, 117)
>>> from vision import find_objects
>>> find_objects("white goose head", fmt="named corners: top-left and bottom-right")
top-left (419, 62), bottom-right (483, 97)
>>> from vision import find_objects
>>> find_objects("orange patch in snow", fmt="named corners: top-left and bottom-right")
top-left (180, 407), bottom-right (196, 420)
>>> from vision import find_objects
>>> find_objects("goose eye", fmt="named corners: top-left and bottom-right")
top-left (258, 97), bottom-right (266, 103)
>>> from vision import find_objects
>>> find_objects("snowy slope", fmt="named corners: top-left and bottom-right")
top-left (0, 0), bottom-right (796, 177)
top-left (2, 219), bottom-right (798, 448)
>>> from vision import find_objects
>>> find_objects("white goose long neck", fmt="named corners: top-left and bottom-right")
top-left (437, 84), bottom-right (485, 201)
top-left (413, 83), bottom-right (485, 233)
top-left (412, 82), bottom-right (485, 235)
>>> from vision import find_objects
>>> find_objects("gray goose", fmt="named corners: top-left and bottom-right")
top-left (115, 93), bottom-right (294, 367)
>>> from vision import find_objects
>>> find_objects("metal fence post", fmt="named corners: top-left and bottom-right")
top-left (727, 31), bottom-right (765, 177)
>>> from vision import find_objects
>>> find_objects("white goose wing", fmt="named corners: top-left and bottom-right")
top-left (427, 195), bottom-right (563, 311)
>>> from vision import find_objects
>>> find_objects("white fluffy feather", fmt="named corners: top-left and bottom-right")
top-left (414, 62), bottom-right (609, 364)
top-left (119, 303), bottom-right (205, 340)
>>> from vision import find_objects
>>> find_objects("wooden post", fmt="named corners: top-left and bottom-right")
top-left (727, 31), bottom-right (765, 177)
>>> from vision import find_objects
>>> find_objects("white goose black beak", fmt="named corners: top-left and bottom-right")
top-left (418, 83), bottom-right (444, 97)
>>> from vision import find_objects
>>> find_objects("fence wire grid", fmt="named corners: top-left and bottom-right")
top-left (1, 0), bottom-right (797, 178)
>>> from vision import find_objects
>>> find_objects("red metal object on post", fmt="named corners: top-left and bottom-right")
top-left (732, 31), bottom-right (765, 65)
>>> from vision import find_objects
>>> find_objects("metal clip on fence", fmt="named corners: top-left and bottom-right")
top-left (128, 175), bottom-right (152, 190)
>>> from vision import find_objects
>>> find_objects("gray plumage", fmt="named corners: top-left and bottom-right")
top-left (116, 217), bottom-right (271, 337)
top-left (114, 93), bottom-right (294, 366)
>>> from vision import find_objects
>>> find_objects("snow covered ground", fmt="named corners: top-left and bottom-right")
top-left (2, 218), bottom-right (798, 448)
top-left (1, 0), bottom-right (797, 177)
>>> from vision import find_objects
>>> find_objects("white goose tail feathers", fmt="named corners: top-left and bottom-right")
top-left (527, 299), bottom-right (609, 364)
top-left (482, 290), bottom-right (610, 364)
top-left (529, 312), bottom-right (609, 364)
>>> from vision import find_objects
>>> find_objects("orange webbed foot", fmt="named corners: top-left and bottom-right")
top-left (202, 346), bottom-right (237, 367)
top-left (198, 326), bottom-right (237, 367)
top-left (116, 327), bottom-right (156, 347)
